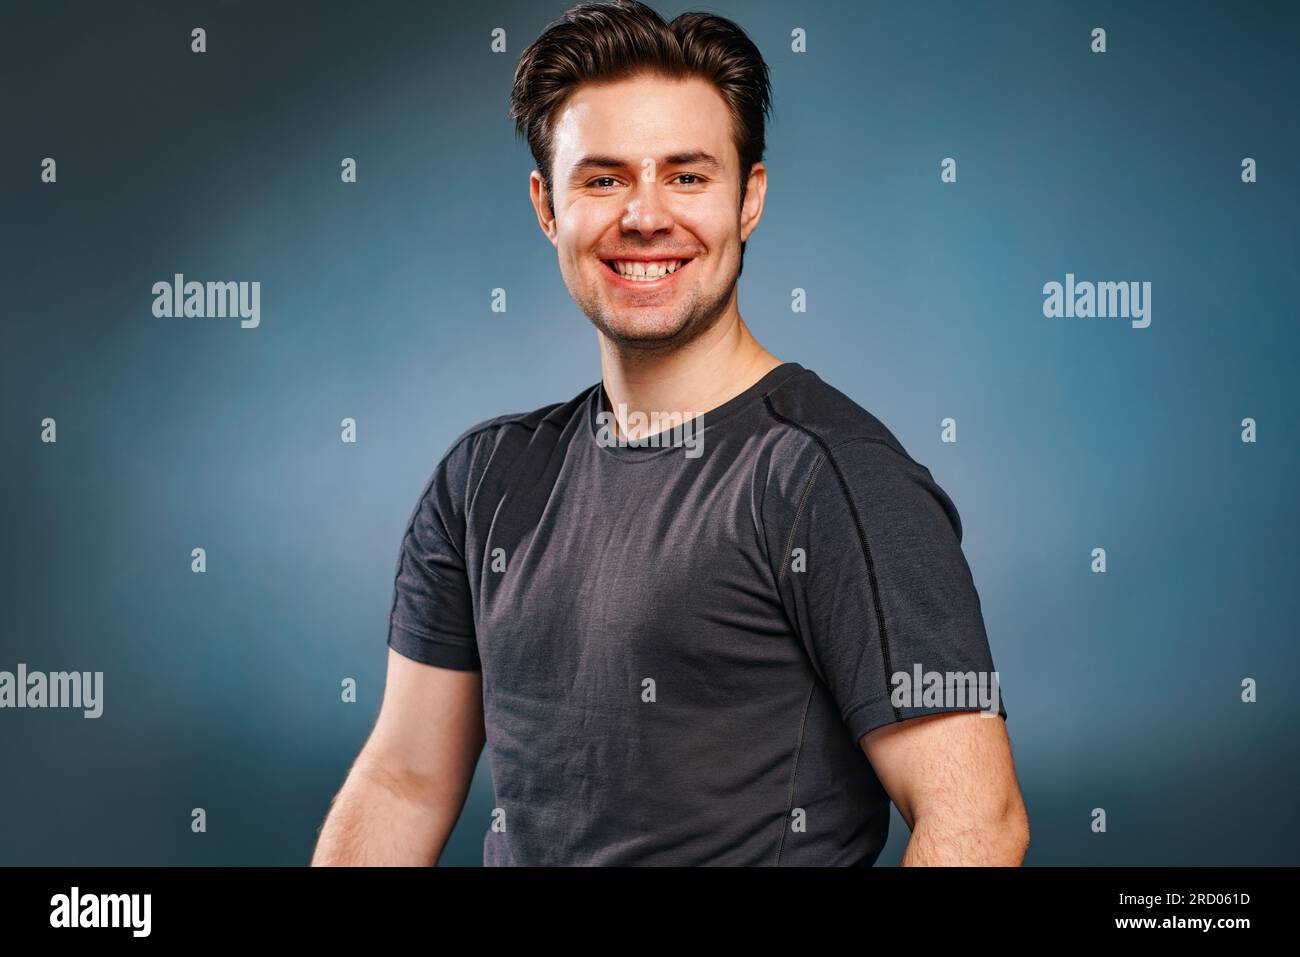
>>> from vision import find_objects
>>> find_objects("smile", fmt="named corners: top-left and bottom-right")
top-left (601, 258), bottom-right (693, 285)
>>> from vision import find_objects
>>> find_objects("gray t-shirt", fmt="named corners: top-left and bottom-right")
top-left (387, 361), bottom-right (1007, 865)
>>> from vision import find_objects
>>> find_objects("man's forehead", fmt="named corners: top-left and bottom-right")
top-left (566, 151), bottom-right (726, 174)
top-left (551, 77), bottom-right (732, 170)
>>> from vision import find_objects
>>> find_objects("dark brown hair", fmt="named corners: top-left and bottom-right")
top-left (509, 0), bottom-right (772, 259)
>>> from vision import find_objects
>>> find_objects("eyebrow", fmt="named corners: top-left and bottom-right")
top-left (568, 151), bottom-right (724, 177)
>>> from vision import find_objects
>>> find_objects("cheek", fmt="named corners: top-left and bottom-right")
top-left (559, 218), bottom-right (604, 267)
top-left (679, 205), bottom-right (734, 252)
top-left (556, 233), bottom-right (589, 270)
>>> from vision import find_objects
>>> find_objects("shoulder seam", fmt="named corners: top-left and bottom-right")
top-left (763, 368), bottom-right (923, 469)
top-left (454, 407), bottom-right (562, 452)
top-left (762, 366), bottom-right (812, 401)
top-left (761, 395), bottom-right (902, 726)
top-left (776, 454), bottom-right (826, 591)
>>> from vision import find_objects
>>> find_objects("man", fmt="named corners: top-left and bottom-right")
top-left (313, 0), bottom-right (1028, 866)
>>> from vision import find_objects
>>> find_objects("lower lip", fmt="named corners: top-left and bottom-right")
top-left (602, 259), bottom-right (692, 290)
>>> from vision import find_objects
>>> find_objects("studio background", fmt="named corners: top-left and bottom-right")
top-left (2, 0), bottom-right (1297, 865)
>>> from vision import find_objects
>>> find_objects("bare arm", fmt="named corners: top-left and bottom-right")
top-left (311, 648), bottom-right (485, 866)
top-left (860, 711), bottom-right (1029, 866)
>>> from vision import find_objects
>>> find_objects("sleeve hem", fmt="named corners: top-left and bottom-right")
top-left (844, 694), bottom-right (1007, 746)
top-left (387, 621), bottom-right (481, 671)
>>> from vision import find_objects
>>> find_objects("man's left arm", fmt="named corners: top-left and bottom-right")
top-left (861, 711), bottom-right (1029, 865)
top-left (762, 432), bottom-right (1026, 864)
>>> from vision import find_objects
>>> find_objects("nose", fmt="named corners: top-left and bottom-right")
top-left (619, 173), bottom-right (674, 238)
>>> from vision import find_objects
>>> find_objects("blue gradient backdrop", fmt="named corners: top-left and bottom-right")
top-left (2, 0), bottom-right (1297, 865)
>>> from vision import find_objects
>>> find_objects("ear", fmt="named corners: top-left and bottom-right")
top-left (739, 161), bottom-right (767, 243)
top-left (529, 170), bottom-right (558, 245)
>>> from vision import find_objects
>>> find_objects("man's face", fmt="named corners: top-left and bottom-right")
top-left (532, 72), bottom-right (765, 351)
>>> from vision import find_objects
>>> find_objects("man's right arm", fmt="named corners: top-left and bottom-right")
top-left (311, 648), bottom-right (485, 866)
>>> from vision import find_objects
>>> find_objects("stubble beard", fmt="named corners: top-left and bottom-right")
top-left (574, 259), bottom-right (739, 356)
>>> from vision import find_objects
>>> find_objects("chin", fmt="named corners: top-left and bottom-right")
top-left (599, 316), bottom-right (690, 348)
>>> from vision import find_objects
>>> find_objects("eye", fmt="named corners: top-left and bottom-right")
top-left (588, 176), bottom-right (620, 189)
top-left (674, 173), bottom-right (704, 186)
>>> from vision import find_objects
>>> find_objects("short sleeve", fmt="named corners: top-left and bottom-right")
top-left (767, 438), bottom-right (1006, 745)
top-left (386, 434), bottom-right (481, 670)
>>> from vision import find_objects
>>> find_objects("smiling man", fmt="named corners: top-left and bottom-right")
top-left (312, 0), bottom-right (1029, 867)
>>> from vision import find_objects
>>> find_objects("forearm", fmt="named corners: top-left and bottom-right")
top-left (311, 755), bottom-right (466, 866)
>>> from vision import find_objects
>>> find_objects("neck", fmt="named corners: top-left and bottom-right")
top-left (596, 308), bottom-right (784, 441)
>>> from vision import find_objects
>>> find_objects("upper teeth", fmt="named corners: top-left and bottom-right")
top-left (610, 260), bottom-right (683, 279)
